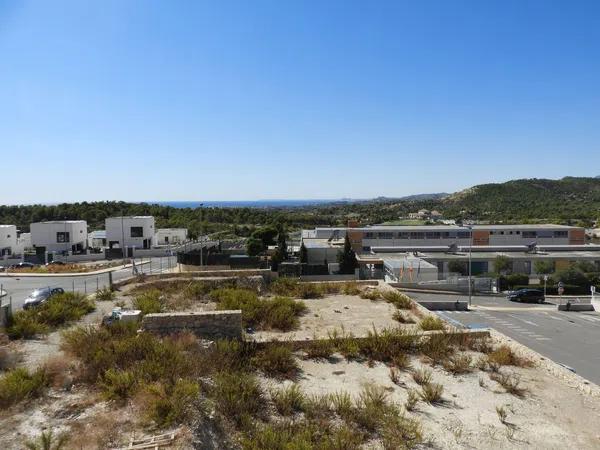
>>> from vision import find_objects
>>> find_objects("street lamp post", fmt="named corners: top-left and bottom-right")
top-left (467, 225), bottom-right (473, 307)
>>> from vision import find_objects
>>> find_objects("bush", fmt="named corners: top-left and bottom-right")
top-left (0, 367), bottom-right (48, 408)
top-left (95, 287), bottom-right (115, 301)
top-left (419, 316), bottom-right (445, 331)
top-left (443, 354), bottom-right (473, 375)
top-left (269, 278), bottom-right (299, 296)
top-left (487, 345), bottom-right (531, 368)
top-left (133, 289), bottom-right (165, 315)
top-left (359, 327), bottom-right (420, 362)
top-left (252, 345), bottom-right (299, 379)
top-left (380, 411), bottom-right (424, 450)
top-left (7, 293), bottom-right (94, 339)
top-left (296, 283), bottom-right (323, 299)
top-left (359, 289), bottom-right (381, 301)
top-left (212, 371), bottom-right (265, 425)
top-left (24, 430), bottom-right (69, 450)
top-left (341, 282), bottom-right (361, 296)
top-left (100, 368), bottom-right (136, 401)
top-left (212, 288), bottom-right (306, 331)
top-left (382, 290), bottom-right (413, 309)
top-left (271, 384), bottom-right (305, 416)
top-left (143, 379), bottom-right (200, 426)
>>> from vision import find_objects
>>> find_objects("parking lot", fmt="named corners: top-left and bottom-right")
top-left (407, 291), bottom-right (600, 385)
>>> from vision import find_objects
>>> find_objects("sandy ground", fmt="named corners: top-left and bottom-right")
top-left (253, 294), bottom-right (420, 342)
top-left (264, 348), bottom-right (600, 449)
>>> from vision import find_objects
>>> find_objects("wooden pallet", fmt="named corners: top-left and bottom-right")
top-left (114, 429), bottom-right (178, 450)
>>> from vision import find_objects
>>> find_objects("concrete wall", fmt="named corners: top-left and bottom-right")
top-left (155, 228), bottom-right (187, 245)
top-left (142, 310), bottom-right (242, 340)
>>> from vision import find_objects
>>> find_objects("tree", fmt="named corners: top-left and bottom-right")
top-left (299, 243), bottom-right (308, 264)
top-left (246, 237), bottom-right (264, 257)
top-left (533, 260), bottom-right (554, 275)
top-left (448, 260), bottom-right (467, 276)
top-left (251, 225), bottom-right (278, 248)
top-left (337, 235), bottom-right (357, 274)
top-left (271, 228), bottom-right (288, 271)
top-left (493, 255), bottom-right (512, 275)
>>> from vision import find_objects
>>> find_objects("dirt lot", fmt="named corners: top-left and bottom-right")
top-left (263, 340), bottom-right (600, 449)
top-left (253, 293), bottom-right (420, 342)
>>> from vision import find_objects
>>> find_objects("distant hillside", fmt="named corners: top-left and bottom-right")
top-left (439, 177), bottom-right (600, 223)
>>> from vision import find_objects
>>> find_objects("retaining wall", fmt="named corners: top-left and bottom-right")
top-left (142, 310), bottom-right (242, 340)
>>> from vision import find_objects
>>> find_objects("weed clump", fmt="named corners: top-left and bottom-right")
top-left (304, 339), bottom-right (335, 360)
top-left (443, 354), bottom-right (473, 375)
top-left (212, 371), bottom-right (265, 425)
top-left (419, 382), bottom-right (444, 404)
top-left (252, 345), bottom-right (299, 379)
top-left (419, 316), bottom-right (445, 331)
top-left (487, 345), bottom-right (531, 368)
top-left (0, 367), bottom-right (48, 408)
top-left (271, 384), bottom-right (305, 416)
top-left (133, 289), bottom-right (165, 315)
top-left (491, 371), bottom-right (527, 397)
top-left (95, 287), bottom-right (115, 301)
top-left (382, 290), bottom-right (413, 309)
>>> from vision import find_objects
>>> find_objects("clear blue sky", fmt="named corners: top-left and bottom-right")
top-left (1, 0), bottom-right (599, 204)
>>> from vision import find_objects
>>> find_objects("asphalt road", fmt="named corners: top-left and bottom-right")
top-left (406, 291), bottom-right (600, 385)
top-left (0, 256), bottom-right (176, 312)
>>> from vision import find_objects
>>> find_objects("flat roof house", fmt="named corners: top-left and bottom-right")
top-left (0, 225), bottom-right (17, 256)
top-left (30, 221), bottom-right (88, 255)
top-left (155, 228), bottom-right (187, 245)
top-left (88, 230), bottom-right (107, 249)
top-left (105, 216), bottom-right (155, 251)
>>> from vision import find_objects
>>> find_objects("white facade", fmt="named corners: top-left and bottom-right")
top-left (30, 221), bottom-right (88, 254)
top-left (0, 225), bottom-right (17, 256)
top-left (88, 230), bottom-right (107, 249)
top-left (106, 216), bottom-right (155, 250)
top-left (155, 228), bottom-right (187, 245)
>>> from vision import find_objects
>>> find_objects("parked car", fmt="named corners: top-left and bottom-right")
top-left (507, 288), bottom-right (545, 304)
top-left (9, 262), bottom-right (37, 270)
top-left (46, 261), bottom-right (65, 266)
top-left (23, 287), bottom-right (65, 309)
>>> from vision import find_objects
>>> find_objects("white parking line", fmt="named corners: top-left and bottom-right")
top-left (506, 314), bottom-right (539, 327)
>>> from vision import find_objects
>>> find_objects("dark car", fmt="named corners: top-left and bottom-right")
top-left (507, 288), bottom-right (545, 304)
top-left (9, 262), bottom-right (37, 270)
top-left (23, 287), bottom-right (65, 309)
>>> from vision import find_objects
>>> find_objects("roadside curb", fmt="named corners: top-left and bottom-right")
top-left (0, 261), bottom-right (150, 278)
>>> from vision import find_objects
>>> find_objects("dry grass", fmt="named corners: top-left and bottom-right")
top-left (487, 345), bottom-right (532, 368)
top-left (419, 382), bottom-right (444, 404)
top-left (443, 353), bottom-right (473, 375)
top-left (419, 316), bottom-right (445, 331)
top-left (491, 371), bottom-right (527, 398)
top-left (412, 367), bottom-right (433, 386)
top-left (270, 384), bottom-right (305, 416)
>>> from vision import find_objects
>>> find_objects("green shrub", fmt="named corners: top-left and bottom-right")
top-left (6, 312), bottom-right (49, 339)
top-left (381, 411), bottom-right (424, 450)
top-left (143, 378), bottom-right (200, 426)
top-left (341, 282), bottom-right (361, 296)
top-left (95, 287), bottom-right (115, 301)
top-left (212, 288), bottom-right (306, 331)
top-left (382, 290), bottom-right (413, 309)
top-left (252, 345), bottom-right (299, 379)
top-left (419, 316), bottom-right (445, 331)
top-left (296, 283), bottom-right (323, 299)
top-left (100, 368), bottom-right (136, 401)
top-left (271, 384), bottom-right (305, 416)
top-left (0, 367), bottom-right (48, 408)
top-left (269, 278), bottom-right (300, 296)
top-left (24, 430), bottom-right (69, 450)
top-left (133, 289), bottom-right (165, 315)
top-left (212, 371), bottom-right (265, 425)
top-left (7, 292), bottom-right (94, 339)
top-left (329, 391), bottom-right (354, 421)
top-left (359, 327), bottom-right (420, 362)
top-left (420, 333), bottom-right (454, 363)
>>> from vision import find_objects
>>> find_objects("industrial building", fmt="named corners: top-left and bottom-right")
top-left (301, 224), bottom-right (599, 281)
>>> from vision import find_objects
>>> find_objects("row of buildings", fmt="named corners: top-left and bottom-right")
top-left (0, 217), bottom-right (187, 258)
top-left (301, 223), bottom-right (599, 282)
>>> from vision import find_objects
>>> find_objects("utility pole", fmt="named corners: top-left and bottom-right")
top-left (467, 225), bottom-right (473, 307)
